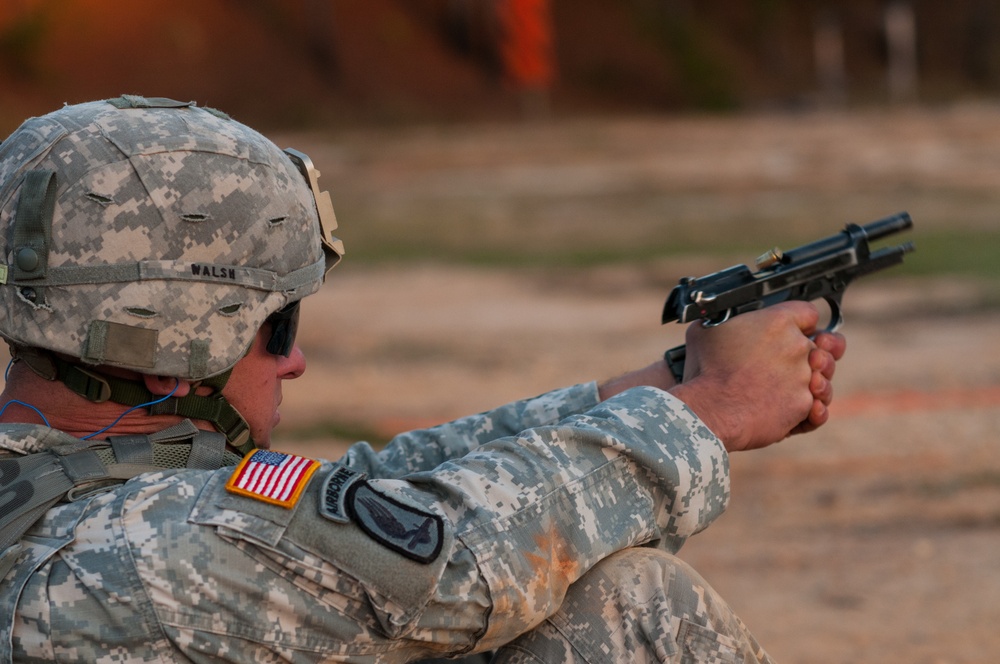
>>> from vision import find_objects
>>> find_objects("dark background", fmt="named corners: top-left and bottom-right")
top-left (3, 0), bottom-right (998, 131)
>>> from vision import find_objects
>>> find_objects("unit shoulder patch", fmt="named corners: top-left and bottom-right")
top-left (351, 482), bottom-right (443, 564)
top-left (318, 475), bottom-right (444, 564)
top-left (225, 449), bottom-right (320, 509)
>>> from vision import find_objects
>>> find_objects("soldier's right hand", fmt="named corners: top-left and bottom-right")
top-left (670, 301), bottom-right (834, 453)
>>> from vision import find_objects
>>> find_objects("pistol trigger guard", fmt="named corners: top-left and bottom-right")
top-left (823, 295), bottom-right (844, 332)
top-left (701, 309), bottom-right (732, 328)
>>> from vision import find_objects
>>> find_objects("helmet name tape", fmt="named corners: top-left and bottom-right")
top-left (190, 264), bottom-right (236, 280)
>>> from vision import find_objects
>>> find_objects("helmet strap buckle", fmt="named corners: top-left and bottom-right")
top-left (67, 367), bottom-right (114, 403)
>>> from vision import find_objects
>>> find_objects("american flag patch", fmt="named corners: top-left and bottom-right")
top-left (225, 450), bottom-right (320, 508)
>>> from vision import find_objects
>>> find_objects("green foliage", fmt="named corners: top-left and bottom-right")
top-left (632, 3), bottom-right (738, 111)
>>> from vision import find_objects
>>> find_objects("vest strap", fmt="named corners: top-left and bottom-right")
top-left (0, 424), bottom-right (242, 567)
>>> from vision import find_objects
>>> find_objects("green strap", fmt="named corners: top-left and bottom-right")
top-left (109, 434), bottom-right (155, 465)
top-left (48, 355), bottom-right (254, 452)
top-left (6, 258), bottom-right (325, 292)
top-left (0, 452), bottom-right (82, 552)
top-left (148, 390), bottom-right (253, 454)
top-left (10, 169), bottom-right (57, 307)
top-left (11, 169), bottom-right (56, 282)
top-left (0, 426), bottom-right (243, 571)
top-left (57, 359), bottom-right (147, 404)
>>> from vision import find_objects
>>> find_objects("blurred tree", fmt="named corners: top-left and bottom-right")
top-left (233, 0), bottom-right (339, 81)
top-left (304, 0), bottom-right (339, 77)
top-left (633, 0), bottom-right (737, 111)
top-left (962, 0), bottom-right (998, 86)
top-left (814, 8), bottom-right (847, 108)
top-left (0, 0), bottom-right (51, 80)
top-left (7, 0), bottom-right (1000, 124)
top-left (885, 1), bottom-right (918, 103)
top-left (442, 0), bottom-right (502, 76)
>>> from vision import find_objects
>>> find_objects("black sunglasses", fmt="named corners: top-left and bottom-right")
top-left (265, 300), bottom-right (301, 357)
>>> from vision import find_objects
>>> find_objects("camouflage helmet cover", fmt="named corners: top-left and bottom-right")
top-left (0, 96), bottom-right (341, 380)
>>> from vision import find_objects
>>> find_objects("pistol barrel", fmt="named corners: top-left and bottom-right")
top-left (780, 210), bottom-right (911, 266)
top-left (862, 211), bottom-right (912, 241)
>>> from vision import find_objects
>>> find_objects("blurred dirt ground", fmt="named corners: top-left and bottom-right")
top-left (269, 107), bottom-right (999, 663)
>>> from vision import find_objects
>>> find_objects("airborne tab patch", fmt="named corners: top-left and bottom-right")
top-left (318, 465), bottom-right (365, 523)
top-left (225, 449), bottom-right (320, 508)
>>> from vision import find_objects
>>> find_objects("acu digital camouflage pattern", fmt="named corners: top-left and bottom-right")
top-left (493, 548), bottom-right (773, 663)
top-left (0, 96), bottom-right (328, 380)
top-left (1, 383), bottom-right (770, 662)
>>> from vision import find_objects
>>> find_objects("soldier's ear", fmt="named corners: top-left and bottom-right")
top-left (142, 374), bottom-right (193, 398)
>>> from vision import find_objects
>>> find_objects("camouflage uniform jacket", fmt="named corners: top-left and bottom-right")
top-left (0, 382), bottom-right (730, 662)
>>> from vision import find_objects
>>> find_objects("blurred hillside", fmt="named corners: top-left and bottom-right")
top-left (5, 0), bottom-right (1000, 132)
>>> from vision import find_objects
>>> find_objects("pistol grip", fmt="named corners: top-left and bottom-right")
top-left (664, 344), bottom-right (686, 384)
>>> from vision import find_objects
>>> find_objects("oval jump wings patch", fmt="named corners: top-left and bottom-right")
top-left (346, 481), bottom-right (443, 564)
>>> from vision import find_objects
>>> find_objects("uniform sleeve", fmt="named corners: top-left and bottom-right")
top-left (402, 385), bottom-right (730, 650)
top-left (294, 385), bottom-right (730, 653)
top-left (169, 384), bottom-right (728, 660)
top-left (339, 382), bottom-right (602, 479)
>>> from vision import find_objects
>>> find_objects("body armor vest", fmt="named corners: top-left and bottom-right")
top-left (0, 420), bottom-right (242, 580)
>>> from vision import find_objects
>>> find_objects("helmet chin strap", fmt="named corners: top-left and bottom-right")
top-left (10, 345), bottom-right (257, 455)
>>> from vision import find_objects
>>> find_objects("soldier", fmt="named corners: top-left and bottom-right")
top-left (0, 97), bottom-right (844, 662)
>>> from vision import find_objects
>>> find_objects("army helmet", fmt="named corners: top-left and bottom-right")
top-left (0, 95), bottom-right (343, 382)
